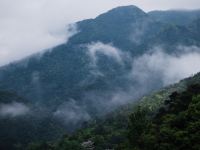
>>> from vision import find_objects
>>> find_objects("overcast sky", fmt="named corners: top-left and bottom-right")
top-left (0, 0), bottom-right (200, 66)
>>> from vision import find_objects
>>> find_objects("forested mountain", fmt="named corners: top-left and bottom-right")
top-left (0, 6), bottom-right (200, 109)
top-left (0, 5), bottom-right (200, 150)
top-left (26, 72), bottom-right (200, 150)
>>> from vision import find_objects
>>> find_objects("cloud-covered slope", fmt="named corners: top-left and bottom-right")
top-left (0, 5), bottom-right (200, 134)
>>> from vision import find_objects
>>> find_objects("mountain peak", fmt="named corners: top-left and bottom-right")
top-left (108, 5), bottom-right (145, 13)
top-left (96, 5), bottom-right (147, 21)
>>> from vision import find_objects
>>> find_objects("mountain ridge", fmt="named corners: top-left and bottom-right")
top-left (0, 5), bottom-right (200, 149)
top-left (148, 9), bottom-right (200, 25)
top-left (0, 4), bottom-right (200, 114)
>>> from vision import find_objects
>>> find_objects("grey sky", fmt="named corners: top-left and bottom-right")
top-left (0, 0), bottom-right (200, 66)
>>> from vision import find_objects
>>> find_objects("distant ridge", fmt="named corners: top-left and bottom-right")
top-left (148, 9), bottom-right (200, 25)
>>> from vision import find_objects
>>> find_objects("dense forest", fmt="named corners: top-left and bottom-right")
top-left (0, 5), bottom-right (200, 150)
top-left (26, 73), bottom-right (200, 150)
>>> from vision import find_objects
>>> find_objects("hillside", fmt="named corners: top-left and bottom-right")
top-left (0, 6), bottom-right (200, 110)
top-left (26, 73), bottom-right (200, 150)
top-left (0, 5), bottom-right (200, 150)
top-left (0, 91), bottom-right (67, 150)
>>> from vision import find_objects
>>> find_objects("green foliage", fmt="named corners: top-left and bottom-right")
top-left (26, 77), bottom-right (200, 150)
top-left (1, 5), bottom-right (200, 149)
top-left (128, 84), bottom-right (200, 150)
top-left (128, 107), bottom-right (150, 147)
top-left (27, 142), bottom-right (54, 150)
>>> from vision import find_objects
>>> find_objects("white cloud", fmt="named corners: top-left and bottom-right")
top-left (0, 102), bottom-right (30, 117)
top-left (54, 99), bottom-right (90, 125)
top-left (0, 0), bottom-right (131, 66)
top-left (86, 42), bottom-right (123, 65)
top-left (131, 46), bottom-right (200, 86)
top-left (130, 18), bottom-right (153, 45)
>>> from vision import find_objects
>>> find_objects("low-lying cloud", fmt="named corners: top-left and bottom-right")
top-left (1, 44), bottom-right (199, 127)
top-left (131, 46), bottom-right (200, 86)
top-left (81, 44), bottom-right (200, 116)
top-left (53, 99), bottom-right (90, 126)
top-left (0, 102), bottom-right (30, 118)
top-left (130, 18), bottom-right (152, 45)
top-left (86, 42), bottom-right (123, 65)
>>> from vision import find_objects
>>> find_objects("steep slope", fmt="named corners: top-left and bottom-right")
top-left (0, 6), bottom-right (148, 102)
top-left (189, 18), bottom-right (200, 41)
top-left (146, 18), bottom-right (200, 51)
top-left (27, 73), bottom-right (200, 150)
top-left (0, 5), bottom-right (161, 113)
top-left (0, 90), bottom-right (27, 104)
top-left (0, 5), bottom-right (200, 149)
top-left (0, 5), bottom-right (199, 110)
top-left (69, 5), bottom-right (149, 51)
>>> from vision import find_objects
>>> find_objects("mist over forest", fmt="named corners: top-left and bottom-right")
top-left (0, 2), bottom-right (200, 150)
